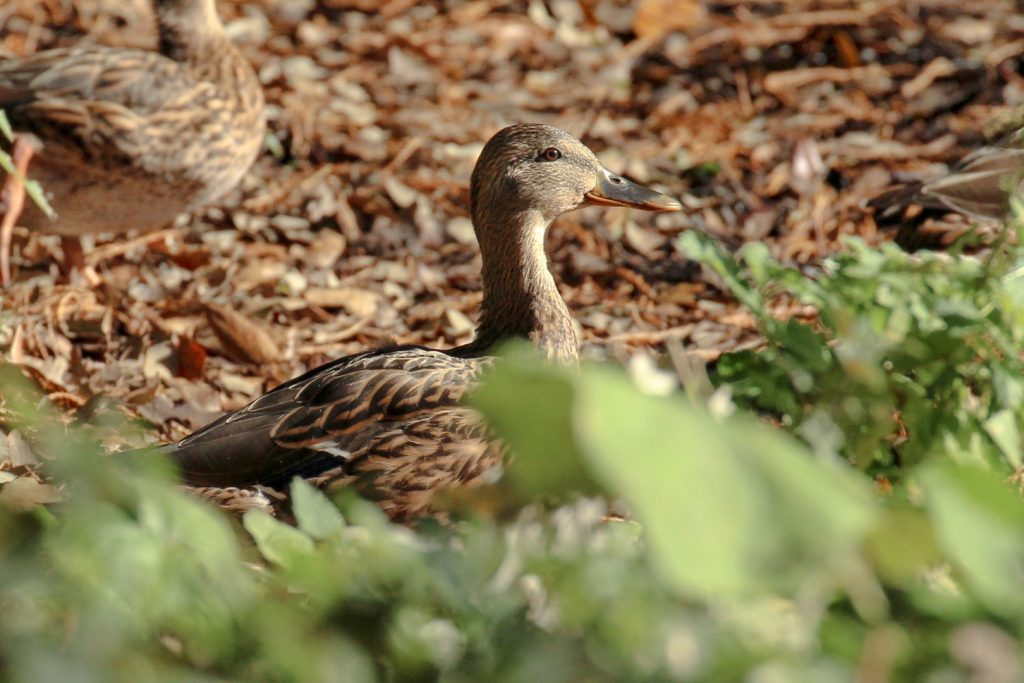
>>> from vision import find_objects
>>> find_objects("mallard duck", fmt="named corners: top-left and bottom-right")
top-left (162, 124), bottom-right (681, 521)
top-left (871, 125), bottom-right (1024, 226)
top-left (0, 0), bottom-right (265, 284)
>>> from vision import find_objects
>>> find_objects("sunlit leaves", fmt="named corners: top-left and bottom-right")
top-left (243, 509), bottom-right (314, 566)
top-left (681, 230), bottom-right (1024, 477)
top-left (918, 462), bottom-right (1024, 617)
top-left (477, 356), bottom-right (876, 598)
top-left (5, 230), bottom-right (1024, 681)
top-left (290, 477), bottom-right (345, 540)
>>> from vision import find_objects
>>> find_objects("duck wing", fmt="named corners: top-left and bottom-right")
top-left (0, 47), bottom-right (191, 110)
top-left (168, 345), bottom-right (497, 506)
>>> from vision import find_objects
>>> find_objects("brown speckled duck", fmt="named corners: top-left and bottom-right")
top-left (0, 0), bottom-right (265, 284)
top-left (162, 124), bottom-right (681, 521)
top-left (873, 131), bottom-right (1024, 222)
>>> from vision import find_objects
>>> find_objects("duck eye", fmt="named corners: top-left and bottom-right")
top-left (540, 147), bottom-right (562, 162)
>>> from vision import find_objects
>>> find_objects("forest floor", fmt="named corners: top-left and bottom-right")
top-left (1, 0), bottom-right (1021, 495)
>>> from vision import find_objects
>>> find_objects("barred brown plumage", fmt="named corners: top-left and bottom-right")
top-left (0, 0), bottom-right (264, 283)
top-left (162, 124), bottom-right (682, 521)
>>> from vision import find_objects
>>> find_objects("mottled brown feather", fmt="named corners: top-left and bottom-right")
top-left (0, 0), bottom-right (264, 235)
top-left (171, 346), bottom-right (499, 521)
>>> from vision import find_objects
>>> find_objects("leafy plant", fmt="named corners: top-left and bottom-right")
top-left (4, 229), bottom-right (1024, 681)
top-left (680, 229), bottom-right (1024, 477)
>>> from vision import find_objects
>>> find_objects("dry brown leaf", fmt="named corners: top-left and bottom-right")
top-left (632, 0), bottom-right (707, 40)
top-left (304, 287), bottom-right (379, 318)
top-left (2, 430), bottom-right (40, 468)
top-left (624, 222), bottom-right (667, 256)
top-left (656, 283), bottom-right (703, 306)
top-left (0, 477), bottom-right (64, 510)
top-left (174, 336), bottom-right (208, 381)
top-left (204, 304), bottom-right (281, 365)
top-left (445, 308), bottom-right (475, 335)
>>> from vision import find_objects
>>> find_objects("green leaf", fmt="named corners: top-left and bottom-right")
top-left (679, 231), bottom-right (766, 316)
top-left (918, 461), bottom-right (1024, 616)
top-left (737, 241), bottom-right (774, 285)
top-left (243, 510), bottom-right (314, 566)
top-left (470, 346), bottom-right (599, 499)
top-left (22, 179), bottom-right (56, 219)
top-left (290, 477), bottom-right (345, 540)
top-left (865, 506), bottom-right (943, 585)
top-left (264, 128), bottom-right (287, 161)
top-left (0, 108), bottom-right (55, 218)
top-left (0, 111), bottom-right (12, 142)
top-left (983, 410), bottom-right (1022, 468)
top-left (573, 365), bottom-right (877, 598)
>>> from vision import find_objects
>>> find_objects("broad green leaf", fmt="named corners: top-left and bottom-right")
top-left (138, 483), bottom-right (249, 589)
top-left (290, 477), bottom-right (345, 540)
top-left (470, 348), bottom-right (599, 499)
top-left (243, 509), bottom-right (314, 566)
top-left (573, 365), bottom-right (877, 597)
top-left (737, 241), bottom-right (774, 285)
top-left (918, 461), bottom-right (1024, 616)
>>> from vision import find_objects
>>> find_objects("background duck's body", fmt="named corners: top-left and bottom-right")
top-left (0, 0), bottom-right (264, 276)
top-left (911, 137), bottom-right (1024, 220)
top-left (870, 119), bottom-right (1024, 253)
top-left (873, 130), bottom-right (1024, 222)
top-left (164, 124), bottom-right (681, 521)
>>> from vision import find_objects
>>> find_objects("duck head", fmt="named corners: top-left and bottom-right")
top-left (469, 123), bottom-right (681, 227)
top-left (467, 124), bottom-right (682, 363)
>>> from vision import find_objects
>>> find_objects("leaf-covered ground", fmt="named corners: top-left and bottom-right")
top-left (1, 0), bottom-right (1021, 482)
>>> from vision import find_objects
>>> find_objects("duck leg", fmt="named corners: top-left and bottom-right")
top-left (0, 137), bottom-right (35, 286)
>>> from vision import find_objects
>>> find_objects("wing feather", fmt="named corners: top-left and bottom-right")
top-left (169, 345), bottom-right (497, 514)
top-left (0, 47), bottom-right (192, 116)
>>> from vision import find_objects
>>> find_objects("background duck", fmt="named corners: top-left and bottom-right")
top-left (162, 124), bottom-right (680, 521)
top-left (0, 0), bottom-right (264, 284)
top-left (870, 114), bottom-right (1024, 249)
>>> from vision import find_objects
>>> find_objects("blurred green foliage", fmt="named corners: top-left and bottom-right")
top-left (3, 228), bottom-right (1024, 680)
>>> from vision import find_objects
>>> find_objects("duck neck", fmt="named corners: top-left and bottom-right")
top-left (471, 208), bottom-right (578, 365)
top-left (156, 0), bottom-right (232, 65)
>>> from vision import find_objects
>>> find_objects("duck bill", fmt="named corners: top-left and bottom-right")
top-left (585, 168), bottom-right (682, 212)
